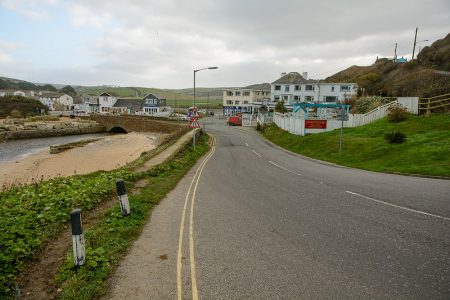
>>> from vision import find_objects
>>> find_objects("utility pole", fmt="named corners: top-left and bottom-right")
top-left (394, 43), bottom-right (397, 62)
top-left (412, 27), bottom-right (418, 61)
top-left (207, 92), bottom-right (209, 115)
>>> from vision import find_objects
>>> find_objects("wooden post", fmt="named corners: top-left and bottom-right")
top-left (70, 209), bottom-right (85, 267)
top-left (116, 179), bottom-right (131, 216)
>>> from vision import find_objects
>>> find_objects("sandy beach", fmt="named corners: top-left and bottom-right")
top-left (0, 132), bottom-right (164, 189)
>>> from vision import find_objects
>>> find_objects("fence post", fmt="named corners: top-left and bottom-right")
top-left (70, 209), bottom-right (85, 267)
top-left (116, 179), bottom-right (131, 216)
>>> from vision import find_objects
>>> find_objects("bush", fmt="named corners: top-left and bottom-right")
top-left (387, 103), bottom-right (407, 122)
top-left (9, 109), bottom-right (22, 118)
top-left (256, 122), bottom-right (261, 131)
top-left (384, 131), bottom-right (407, 144)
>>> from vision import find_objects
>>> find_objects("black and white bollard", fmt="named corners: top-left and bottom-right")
top-left (116, 179), bottom-right (130, 216)
top-left (70, 209), bottom-right (85, 267)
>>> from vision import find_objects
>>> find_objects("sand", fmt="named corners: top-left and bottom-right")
top-left (0, 132), bottom-right (163, 189)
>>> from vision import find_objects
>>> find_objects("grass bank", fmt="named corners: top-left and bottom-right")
top-left (0, 130), bottom-right (208, 299)
top-left (262, 114), bottom-right (450, 177)
top-left (55, 133), bottom-right (209, 299)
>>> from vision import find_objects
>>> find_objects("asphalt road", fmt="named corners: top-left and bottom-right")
top-left (106, 116), bottom-right (450, 299)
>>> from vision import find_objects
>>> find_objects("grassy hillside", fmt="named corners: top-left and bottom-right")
top-left (325, 33), bottom-right (450, 97)
top-left (262, 114), bottom-right (450, 177)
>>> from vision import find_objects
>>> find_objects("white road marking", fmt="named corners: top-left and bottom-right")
top-left (252, 150), bottom-right (262, 157)
top-left (268, 160), bottom-right (302, 176)
top-left (345, 191), bottom-right (450, 221)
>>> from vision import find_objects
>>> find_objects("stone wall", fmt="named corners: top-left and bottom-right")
top-left (0, 119), bottom-right (106, 141)
top-left (90, 115), bottom-right (185, 134)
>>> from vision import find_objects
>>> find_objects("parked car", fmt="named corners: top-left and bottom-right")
top-left (227, 115), bottom-right (242, 126)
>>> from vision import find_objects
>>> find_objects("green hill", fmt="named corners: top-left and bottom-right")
top-left (262, 114), bottom-right (450, 177)
top-left (325, 32), bottom-right (450, 97)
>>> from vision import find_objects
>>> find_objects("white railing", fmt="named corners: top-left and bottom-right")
top-left (271, 97), bottom-right (419, 135)
top-left (349, 97), bottom-right (418, 127)
top-left (257, 112), bottom-right (273, 125)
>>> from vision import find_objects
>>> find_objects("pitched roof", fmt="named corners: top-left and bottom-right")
top-left (41, 92), bottom-right (64, 98)
top-left (113, 98), bottom-right (144, 111)
top-left (271, 72), bottom-right (314, 84)
top-left (143, 93), bottom-right (166, 100)
top-left (98, 91), bottom-right (119, 97)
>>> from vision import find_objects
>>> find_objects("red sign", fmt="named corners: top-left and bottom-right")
top-left (189, 119), bottom-right (200, 128)
top-left (305, 120), bottom-right (327, 129)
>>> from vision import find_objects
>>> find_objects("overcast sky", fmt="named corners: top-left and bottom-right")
top-left (0, 0), bottom-right (449, 88)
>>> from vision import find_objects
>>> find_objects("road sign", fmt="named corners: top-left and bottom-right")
top-left (191, 109), bottom-right (200, 118)
top-left (189, 118), bottom-right (200, 128)
top-left (305, 120), bottom-right (327, 129)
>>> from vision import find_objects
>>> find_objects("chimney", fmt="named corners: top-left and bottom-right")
top-left (302, 72), bottom-right (308, 80)
top-left (281, 72), bottom-right (287, 78)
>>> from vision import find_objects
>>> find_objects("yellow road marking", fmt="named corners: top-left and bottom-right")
top-left (177, 135), bottom-right (216, 300)
top-left (190, 137), bottom-right (216, 300)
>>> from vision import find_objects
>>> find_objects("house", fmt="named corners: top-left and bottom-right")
top-left (113, 98), bottom-right (144, 115)
top-left (0, 90), bottom-right (35, 97)
top-left (38, 92), bottom-right (74, 111)
top-left (271, 72), bottom-right (357, 105)
top-left (142, 93), bottom-right (167, 115)
top-left (98, 92), bottom-right (119, 113)
top-left (222, 89), bottom-right (271, 116)
top-left (80, 93), bottom-right (100, 113)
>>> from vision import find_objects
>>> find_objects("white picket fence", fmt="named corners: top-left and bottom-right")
top-left (272, 97), bottom-right (419, 135)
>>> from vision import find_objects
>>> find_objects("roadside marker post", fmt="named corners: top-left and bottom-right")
top-left (116, 179), bottom-right (130, 216)
top-left (70, 209), bottom-right (86, 267)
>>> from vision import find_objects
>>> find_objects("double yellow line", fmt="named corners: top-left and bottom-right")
top-left (177, 135), bottom-right (216, 300)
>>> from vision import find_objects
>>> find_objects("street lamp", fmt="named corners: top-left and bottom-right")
top-left (192, 66), bottom-right (218, 148)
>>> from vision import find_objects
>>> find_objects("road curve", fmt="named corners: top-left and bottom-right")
top-left (106, 116), bottom-right (450, 299)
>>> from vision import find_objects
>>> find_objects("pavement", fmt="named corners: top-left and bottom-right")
top-left (105, 116), bottom-right (450, 299)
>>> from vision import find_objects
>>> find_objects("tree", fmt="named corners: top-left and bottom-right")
top-left (275, 100), bottom-right (288, 113)
top-left (41, 84), bottom-right (57, 92)
top-left (60, 85), bottom-right (76, 96)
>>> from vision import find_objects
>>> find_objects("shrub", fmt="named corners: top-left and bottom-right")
top-left (384, 131), bottom-right (406, 144)
top-left (256, 122), bottom-right (261, 131)
top-left (9, 109), bottom-right (22, 118)
top-left (387, 103), bottom-right (407, 122)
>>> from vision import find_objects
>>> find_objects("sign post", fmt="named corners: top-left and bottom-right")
top-left (189, 108), bottom-right (201, 149)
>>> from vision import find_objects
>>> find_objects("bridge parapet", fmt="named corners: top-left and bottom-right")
top-left (90, 115), bottom-right (185, 134)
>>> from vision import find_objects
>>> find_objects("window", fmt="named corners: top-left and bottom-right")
top-left (294, 96), bottom-right (299, 101)
top-left (305, 96), bottom-right (314, 102)
top-left (235, 91), bottom-right (241, 96)
top-left (234, 100), bottom-right (240, 105)
top-left (226, 100), bottom-right (233, 104)
top-left (285, 85), bottom-right (290, 92)
top-left (227, 91), bottom-right (233, 96)
top-left (325, 96), bottom-right (338, 102)
top-left (331, 86), bottom-right (335, 92)
top-left (243, 100), bottom-right (249, 104)
top-left (340, 85), bottom-right (351, 91)
top-left (283, 95), bottom-right (288, 101)
top-left (274, 95), bottom-right (280, 101)
top-left (305, 85), bottom-right (314, 91)
top-left (295, 85), bottom-right (300, 91)
top-left (274, 85), bottom-right (281, 91)
top-left (243, 91), bottom-right (250, 96)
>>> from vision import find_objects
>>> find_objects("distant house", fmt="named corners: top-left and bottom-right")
top-left (0, 90), bottom-right (34, 97)
top-left (80, 93), bottom-right (99, 113)
top-left (222, 89), bottom-right (271, 116)
top-left (142, 93), bottom-right (167, 115)
top-left (271, 72), bottom-right (357, 105)
top-left (98, 92), bottom-right (119, 113)
top-left (113, 98), bottom-right (144, 114)
top-left (39, 92), bottom-right (74, 111)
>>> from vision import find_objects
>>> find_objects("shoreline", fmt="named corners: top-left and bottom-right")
top-left (0, 132), bottom-right (164, 189)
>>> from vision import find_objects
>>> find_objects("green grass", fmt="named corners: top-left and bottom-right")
top-left (262, 114), bottom-right (450, 177)
top-left (55, 133), bottom-right (210, 299)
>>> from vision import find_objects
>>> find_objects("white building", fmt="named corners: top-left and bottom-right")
top-left (271, 72), bottom-right (357, 105)
top-left (98, 92), bottom-right (118, 113)
top-left (39, 92), bottom-right (74, 111)
top-left (222, 89), bottom-right (271, 116)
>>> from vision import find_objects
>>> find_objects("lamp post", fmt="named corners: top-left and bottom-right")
top-left (193, 66), bottom-right (218, 148)
top-left (411, 27), bottom-right (428, 61)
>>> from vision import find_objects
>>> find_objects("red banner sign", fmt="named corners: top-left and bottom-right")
top-left (305, 120), bottom-right (327, 129)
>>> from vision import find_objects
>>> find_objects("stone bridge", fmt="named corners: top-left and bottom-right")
top-left (90, 115), bottom-right (185, 134)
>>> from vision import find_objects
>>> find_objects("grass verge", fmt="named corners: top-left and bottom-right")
top-left (262, 114), bottom-right (450, 177)
top-left (54, 133), bottom-right (209, 299)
